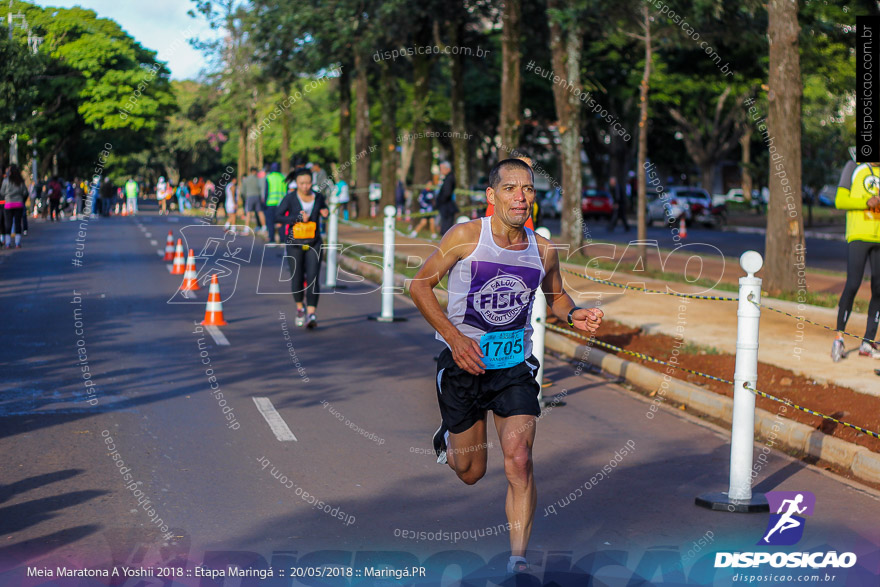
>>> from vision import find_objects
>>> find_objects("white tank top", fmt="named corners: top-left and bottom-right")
top-left (437, 216), bottom-right (546, 359)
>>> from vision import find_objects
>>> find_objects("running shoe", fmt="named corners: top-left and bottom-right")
top-left (432, 422), bottom-right (448, 464)
top-left (831, 338), bottom-right (845, 362)
top-left (859, 341), bottom-right (880, 359)
top-left (295, 308), bottom-right (305, 327)
top-left (306, 313), bottom-right (317, 329)
top-left (506, 558), bottom-right (530, 574)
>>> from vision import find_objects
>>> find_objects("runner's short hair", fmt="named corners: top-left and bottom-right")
top-left (289, 167), bottom-right (312, 182)
top-left (489, 158), bottom-right (534, 191)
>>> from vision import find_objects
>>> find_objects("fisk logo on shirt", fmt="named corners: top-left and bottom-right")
top-left (464, 261), bottom-right (541, 331)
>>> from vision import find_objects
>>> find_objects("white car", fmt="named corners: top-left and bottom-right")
top-left (646, 189), bottom-right (691, 225)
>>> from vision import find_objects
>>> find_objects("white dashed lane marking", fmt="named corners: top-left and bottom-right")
top-left (253, 397), bottom-right (297, 441)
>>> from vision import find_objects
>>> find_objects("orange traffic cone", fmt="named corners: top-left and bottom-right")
top-left (170, 239), bottom-right (186, 274)
top-left (180, 249), bottom-right (200, 291)
top-left (680, 217), bottom-right (688, 239)
top-left (163, 231), bottom-right (175, 261)
top-left (201, 274), bottom-right (227, 326)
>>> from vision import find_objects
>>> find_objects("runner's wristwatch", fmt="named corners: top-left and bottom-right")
top-left (567, 307), bottom-right (581, 327)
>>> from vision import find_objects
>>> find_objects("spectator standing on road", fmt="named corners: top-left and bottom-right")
top-left (189, 177), bottom-right (205, 209)
top-left (409, 181), bottom-right (437, 238)
top-left (156, 176), bottom-right (168, 215)
top-left (395, 178), bottom-right (406, 218)
top-left (1, 164), bottom-right (29, 248)
top-left (176, 179), bottom-right (191, 213)
top-left (224, 177), bottom-right (239, 233)
top-left (265, 163), bottom-right (286, 243)
top-left (47, 176), bottom-right (63, 222)
top-left (73, 178), bottom-right (85, 220)
top-left (100, 178), bottom-right (115, 217)
top-left (607, 175), bottom-right (630, 232)
top-left (0, 168), bottom-right (8, 245)
top-left (436, 161), bottom-right (458, 235)
top-left (332, 166), bottom-right (350, 220)
top-left (275, 167), bottom-right (329, 329)
top-left (124, 177), bottom-right (139, 215)
top-left (832, 160), bottom-right (880, 361)
top-left (311, 162), bottom-right (330, 198)
top-left (241, 167), bottom-right (267, 237)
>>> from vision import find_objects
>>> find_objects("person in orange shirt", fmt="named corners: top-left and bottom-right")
top-left (189, 177), bottom-right (205, 208)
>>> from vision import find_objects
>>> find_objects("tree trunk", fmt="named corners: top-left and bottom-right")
top-left (699, 161), bottom-right (715, 194)
top-left (238, 122), bottom-right (247, 187)
top-left (281, 84), bottom-right (291, 175)
top-left (448, 17), bottom-right (470, 192)
top-left (379, 62), bottom-right (398, 209)
top-left (338, 63), bottom-right (352, 185)
top-left (547, 0), bottom-right (583, 249)
top-left (499, 0), bottom-right (522, 151)
top-left (740, 127), bottom-right (752, 202)
top-left (637, 6), bottom-right (651, 264)
top-left (354, 50), bottom-right (372, 218)
top-left (764, 0), bottom-right (804, 295)
top-left (411, 48), bottom-right (433, 188)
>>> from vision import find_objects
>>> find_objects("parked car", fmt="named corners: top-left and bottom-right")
top-left (646, 190), bottom-right (692, 226)
top-left (540, 188), bottom-right (562, 218)
top-left (581, 188), bottom-right (613, 220)
top-left (667, 186), bottom-right (725, 228)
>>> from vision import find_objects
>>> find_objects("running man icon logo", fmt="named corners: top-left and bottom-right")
top-left (863, 173), bottom-right (880, 197)
top-left (758, 491), bottom-right (816, 546)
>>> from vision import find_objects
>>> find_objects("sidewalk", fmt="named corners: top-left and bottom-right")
top-left (338, 223), bottom-right (879, 398)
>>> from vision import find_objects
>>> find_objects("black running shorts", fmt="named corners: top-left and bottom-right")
top-left (435, 347), bottom-right (541, 434)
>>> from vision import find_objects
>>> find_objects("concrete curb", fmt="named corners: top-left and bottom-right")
top-left (337, 243), bottom-right (880, 486)
top-left (724, 224), bottom-right (846, 241)
top-left (543, 330), bottom-right (880, 486)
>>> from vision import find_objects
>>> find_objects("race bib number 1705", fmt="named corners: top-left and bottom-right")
top-left (480, 329), bottom-right (524, 370)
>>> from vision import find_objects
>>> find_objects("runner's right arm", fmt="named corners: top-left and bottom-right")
top-left (411, 222), bottom-right (485, 374)
top-left (836, 161), bottom-right (880, 210)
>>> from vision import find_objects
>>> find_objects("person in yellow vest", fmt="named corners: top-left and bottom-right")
top-left (832, 159), bottom-right (880, 361)
top-left (264, 162), bottom-right (286, 244)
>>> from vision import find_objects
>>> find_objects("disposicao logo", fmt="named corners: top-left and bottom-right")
top-left (760, 490), bottom-right (815, 546)
top-left (714, 491), bottom-right (858, 570)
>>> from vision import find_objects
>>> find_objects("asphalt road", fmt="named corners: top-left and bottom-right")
top-left (1, 206), bottom-right (878, 586)
top-left (540, 216), bottom-right (849, 273)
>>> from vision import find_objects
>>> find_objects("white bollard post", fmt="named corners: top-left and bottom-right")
top-left (532, 227), bottom-right (550, 405)
top-left (369, 205), bottom-right (407, 322)
top-left (695, 250), bottom-right (768, 513)
top-left (380, 205), bottom-right (396, 319)
top-left (325, 193), bottom-right (339, 288)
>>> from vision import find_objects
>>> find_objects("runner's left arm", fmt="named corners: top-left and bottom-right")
top-left (539, 238), bottom-right (603, 334)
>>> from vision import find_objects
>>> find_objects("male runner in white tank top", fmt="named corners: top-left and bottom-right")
top-left (411, 158), bottom-right (604, 575)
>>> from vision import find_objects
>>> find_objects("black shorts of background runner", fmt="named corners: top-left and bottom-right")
top-left (837, 240), bottom-right (880, 340)
top-left (285, 243), bottom-right (323, 308)
top-left (4, 208), bottom-right (24, 234)
top-left (435, 347), bottom-right (541, 434)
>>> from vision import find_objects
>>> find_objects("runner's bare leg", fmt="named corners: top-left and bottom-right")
top-left (494, 413), bottom-right (537, 557)
top-left (446, 418), bottom-right (488, 485)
